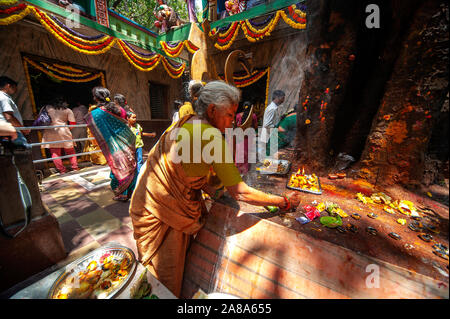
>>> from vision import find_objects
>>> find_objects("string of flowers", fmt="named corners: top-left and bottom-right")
top-left (159, 40), bottom-right (185, 58)
top-left (51, 15), bottom-right (108, 42)
top-left (117, 40), bottom-right (160, 64)
top-left (0, 0), bottom-right (18, 6)
top-left (117, 39), bottom-right (161, 72)
top-left (280, 4), bottom-right (306, 29)
top-left (214, 21), bottom-right (241, 50)
top-left (159, 40), bottom-right (200, 58)
top-left (184, 40), bottom-right (199, 54)
top-left (33, 7), bottom-right (115, 48)
top-left (52, 63), bottom-right (86, 74)
top-left (23, 56), bottom-right (104, 83)
top-left (22, 58), bottom-right (38, 116)
top-left (0, 4), bottom-right (31, 25)
top-left (122, 40), bottom-right (158, 57)
top-left (32, 7), bottom-right (117, 55)
top-left (0, 3), bottom-right (185, 77)
top-left (210, 4), bottom-right (306, 50)
top-left (41, 62), bottom-right (92, 78)
top-left (160, 56), bottom-right (186, 79)
top-left (241, 11), bottom-right (281, 43)
top-left (0, 2), bottom-right (25, 14)
top-left (264, 67), bottom-right (270, 109)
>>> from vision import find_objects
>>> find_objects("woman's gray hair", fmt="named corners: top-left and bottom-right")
top-left (195, 81), bottom-right (241, 118)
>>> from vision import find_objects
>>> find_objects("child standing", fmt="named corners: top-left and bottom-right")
top-left (127, 112), bottom-right (156, 173)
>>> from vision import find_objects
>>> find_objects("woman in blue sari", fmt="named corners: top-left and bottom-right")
top-left (85, 87), bottom-right (137, 202)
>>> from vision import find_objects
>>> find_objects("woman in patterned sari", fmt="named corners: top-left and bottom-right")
top-left (85, 87), bottom-right (137, 202)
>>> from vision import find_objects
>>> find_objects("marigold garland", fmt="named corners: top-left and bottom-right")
top-left (211, 4), bottom-right (306, 50)
top-left (41, 62), bottom-right (92, 78)
top-left (117, 40), bottom-right (161, 72)
top-left (32, 7), bottom-right (116, 55)
top-left (0, 4), bottom-right (31, 25)
top-left (49, 14), bottom-right (110, 44)
top-left (159, 40), bottom-right (200, 57)
top-left (160, 57), bottom-right (186, 79)
top-left (0, 0), bottom-right (18, 5)
top-left (24, 56), bottom-right (104, 83)
top-left (0, 3), bottom-right (187, 77)
top-left (159, 40), bottom-right (185, 58)
top-left (215, 22), bottom-right (241, 50)
top-left (0, 2), bottom-right (26, 14)
top-left (265, 67), bottom-right (270, 108)
top-left (184, 40), bottom-right (199, 54)
top-left (52, 63), bottom-right (85, 73)
top-left (117, 40), bottom-right (160, 65)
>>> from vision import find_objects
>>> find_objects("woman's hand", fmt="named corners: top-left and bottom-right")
top-left (285, 191), bottom-right (302, 210)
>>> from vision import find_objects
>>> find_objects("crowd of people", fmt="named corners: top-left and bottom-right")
top-left (2, 74), bottom-right (300, 298)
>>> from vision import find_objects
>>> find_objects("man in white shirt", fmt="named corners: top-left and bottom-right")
top-left (260, 89), bottom-right (285, 159)
top-left (0, 76), bottom-right (29, 136)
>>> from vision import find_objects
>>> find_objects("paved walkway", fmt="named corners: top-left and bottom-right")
top-left (40, 165), bottom-right (138, 260)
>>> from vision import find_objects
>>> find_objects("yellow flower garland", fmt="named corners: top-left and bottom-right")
top-left (117, 40), bottom-right (161, 72)
top-left (43, 12), bottom-right (110, 45)
top-left (214, 23), bottom-right (241, 51)
top-left (265, 67), bottom-right (270, 108)
top-left (117, 40), bottom-right (160, 63)
top-left (234, 69), bottom-right (269, 88)
top-left (0, 0), bottom-right (18, 5)
top-left (159, 40), bottom-right (184, 58)
top-left (24, 57), bottom-right (103, 83)
top-left (280, 9), bottom-right (306, 29)
top-left (0, 5), bottom-right (31, 25)
top-left (52, 63), bottom-right (85, 73)
top-left (22, 59), bottom-right (37, 115)
top-left (241, 12), bottom-right (281, 43)
top-left (31, 7), bottom-right (116, 55)
top-left (160, 57), bottom-right (185, 79)
top-left (42, 62), bottom-right (92, 78)
top-left (293, 4), bottom-right (307, 18)
top-left (184, 40), bottom-right (199, 54)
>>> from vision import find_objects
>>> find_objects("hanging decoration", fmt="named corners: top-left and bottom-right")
top-left (241, 11), bottom-right (281, 43)
top-left (0, 3), bottom-right (32, 25)
top-left (32, 7), bottom-right (116, 55)
top-left (117, 39), bottom-right (161, 72)
top-left (23, 56), bottom-right (106, 83)
top-left (160, 56), bottom-right (186, 79)
top-left (219, 67), bottom-right (271, 108)
top-left (219, 68), bottom-right (270, 88)
top-left (0, 3), bottom-right (185, 78)
top-left (0, 0), bottom-right (18, 5)
top-left (159, 40), bottom-right (199, 58)
top-left (209, 4), bottom-right (306, 50)
top-left (211, 21), bottom-right (241, 50)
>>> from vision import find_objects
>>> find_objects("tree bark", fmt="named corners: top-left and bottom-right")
top-left (357, 0), bottom-right (449, 187)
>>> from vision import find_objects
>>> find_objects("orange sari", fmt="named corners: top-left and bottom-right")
top-left (128, 115), bottom-right (208, 297)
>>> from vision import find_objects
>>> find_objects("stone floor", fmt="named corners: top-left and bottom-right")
top-left (39, 165), bottom-right (138, 260)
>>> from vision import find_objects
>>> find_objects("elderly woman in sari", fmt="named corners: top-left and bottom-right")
top-left (129, 81), bottom-right (302, 297)
top-left (85, 87), bottom-right (137, 202)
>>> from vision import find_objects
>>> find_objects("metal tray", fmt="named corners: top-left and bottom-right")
top-left (286, 174), bottom-right (323, 195)
top-left (47, 244), bottom-right (137, 299)
top-left (256, 159), bottom-right (291, 175)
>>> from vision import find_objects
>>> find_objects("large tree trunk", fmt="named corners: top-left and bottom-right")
top-left (357, 0), bottom-right (449, 187)
top-left (294, 0), bottom-right (359, 171)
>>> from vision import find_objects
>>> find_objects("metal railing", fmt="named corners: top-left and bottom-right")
top-left (15, 124), bottom-right (102, 164)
